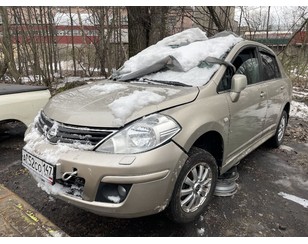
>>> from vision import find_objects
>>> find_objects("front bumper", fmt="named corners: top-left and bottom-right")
top-left (24, 130), bottom-right (188, 218)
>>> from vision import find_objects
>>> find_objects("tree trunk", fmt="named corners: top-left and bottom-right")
top-left (127, 6), bottom-right (150, 57)
top-left (69, 7), bottom-right (77, 76)
top-left (207, 7), bottom-right (224, 32)
top-left (266, 6), bottom-right (271, 40)
top-left (148, 7), bottom-right (169, 45)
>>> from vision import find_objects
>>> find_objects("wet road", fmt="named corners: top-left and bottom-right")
top-left (0, 119), bottom-right (307, 237)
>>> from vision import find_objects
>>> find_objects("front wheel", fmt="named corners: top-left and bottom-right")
top-left (268, 110), bottom-right (288, 148)
top-left (166, 147), bottom-right (218, 223)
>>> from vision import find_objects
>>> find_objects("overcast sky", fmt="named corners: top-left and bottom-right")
top-left (234, 6), bottom-right (308, 30)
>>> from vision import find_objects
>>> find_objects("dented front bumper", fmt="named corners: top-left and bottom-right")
top-left (23, 126), bottom-right (188, 218)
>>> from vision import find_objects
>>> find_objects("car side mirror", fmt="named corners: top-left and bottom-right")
top-left (230, 74), bottom-right (247, 102)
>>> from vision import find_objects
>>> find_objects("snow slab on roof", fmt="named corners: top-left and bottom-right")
top-left (117, 28), bottom-right (243, 87)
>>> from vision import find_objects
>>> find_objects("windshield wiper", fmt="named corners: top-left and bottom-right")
top-left (139, 78), bottom-right (192, 87)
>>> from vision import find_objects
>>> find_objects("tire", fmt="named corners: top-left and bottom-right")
top-left (268, 110), bottom-right (288, 148)
top-left (166, 147), bottom-right (218, 224)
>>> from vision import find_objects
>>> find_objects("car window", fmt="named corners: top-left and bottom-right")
top-left (236, 58), bottom-right (260, 85)
top-left (218, 47), bottom-right (259, 92)
top-left (260, 52), bottom-right (281, 81)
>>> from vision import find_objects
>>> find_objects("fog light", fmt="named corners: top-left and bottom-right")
top-left (118, 185), bottom-right (127, 198)
top-left (95, 183), bottom-right (132, 203)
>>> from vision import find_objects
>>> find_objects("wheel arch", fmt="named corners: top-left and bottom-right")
top-left (283, 102), bottom-right (290, 120)
top-left (0, 119), bottom-right (27, 128)
top-left (190, 130), bottom-right (224, 175)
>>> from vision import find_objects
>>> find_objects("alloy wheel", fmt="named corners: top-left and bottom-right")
top-left (180, 163), bottom-right (212, 213)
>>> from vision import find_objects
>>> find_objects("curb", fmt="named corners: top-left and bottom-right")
top-left (0, 184), bottom-right (69, 237)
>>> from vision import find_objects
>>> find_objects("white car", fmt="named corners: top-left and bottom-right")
top-left (0, 83), bottom-right (50, 127)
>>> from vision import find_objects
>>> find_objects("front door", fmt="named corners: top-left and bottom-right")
top-left (222, 47), bottom-right (268, 161)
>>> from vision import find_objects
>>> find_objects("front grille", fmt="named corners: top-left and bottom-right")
top-left (36, 111), bottom-right (116, 147)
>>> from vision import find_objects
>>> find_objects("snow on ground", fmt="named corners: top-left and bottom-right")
top-left (118, 28), bottom-right (243, 86)
top-left (108, 90), bottom-right (166, 126)
top-left (20, 75), bottom-right (43, 84)
top-left (197, 228), bottom-right (205, 236)
top-left (289, 68), bottom-right (308, 79)
top-left (293, 87), bottom-right (308, 99)
top-left (290, 100), bottom-right (308, 121)
top-left (278, 192), bottom-right (308, 208)
top-left (279, 145), bottom-right (295, 152)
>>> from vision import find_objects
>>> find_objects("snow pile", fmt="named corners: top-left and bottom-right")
top-left (119, 28), bottom-right (208, 74)
top-left (90, 83), bottom-right (127, 94)
top-left (31, 172), bottom-right (83, 200)
top-left (290, 101), bottom-right (308, 121)
top-left (24, 128), bottom-right (76, 165)
top-left (24, 113), bottom-right (92, 165)
top-left (197, 228), bottom-right (205, 236)
top-left (145, 65), bottom-right (220, 86)
top-left (118, 28), bottom-right (243, 86)
top-left (107, 195), bottom-right (121, 204)
top-left (108, 90), bottom-right (165, 126)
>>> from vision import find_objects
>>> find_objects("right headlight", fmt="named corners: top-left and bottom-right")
top-left (95, 114), bottom-right (181, 154)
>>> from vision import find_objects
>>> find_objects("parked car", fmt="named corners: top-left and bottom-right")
top-left (0, 83), bottom-right (50, 127)
top-left (22, 29), bottom-right (292, 223)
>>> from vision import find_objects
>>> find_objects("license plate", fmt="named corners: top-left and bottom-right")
top-left (22, 149), bottom-right (55, 185)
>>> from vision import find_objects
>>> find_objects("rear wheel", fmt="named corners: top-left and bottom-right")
top-left (268, 110), bottom-right (288, 148)
top-left (166, 147), bottom-right (218, 223)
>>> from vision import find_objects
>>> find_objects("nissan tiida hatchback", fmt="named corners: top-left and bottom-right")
top-left (22, 28), bottom-right (292, 223)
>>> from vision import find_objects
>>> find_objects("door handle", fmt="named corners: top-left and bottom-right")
top-left (260, 91), bottom-right (265, 98)
top-left (281, 86), bottom-right (285, 90)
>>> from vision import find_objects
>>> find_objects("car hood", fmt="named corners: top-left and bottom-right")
top-left (43, 80), bottom-right (199, 128)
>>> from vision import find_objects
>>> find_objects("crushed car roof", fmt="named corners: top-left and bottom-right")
top-left (115, 28), bottom-right (243, 86)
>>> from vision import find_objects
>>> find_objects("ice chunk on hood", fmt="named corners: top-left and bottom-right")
top-left (108, 90), bottom-right (166, 126)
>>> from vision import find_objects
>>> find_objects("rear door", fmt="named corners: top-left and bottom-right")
top-left (258, 49), bottom-right (286, 135)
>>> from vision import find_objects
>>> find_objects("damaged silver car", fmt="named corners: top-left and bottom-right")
top-left (22, 28), bottom-right (292, 223)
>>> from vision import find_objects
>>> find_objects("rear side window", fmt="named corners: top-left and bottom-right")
top-left (260, 52), bottom-right (281, 81)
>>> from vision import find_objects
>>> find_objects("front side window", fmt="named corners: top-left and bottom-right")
top-left (260, 52), bottom-right (281, 81)
top-left (218, 47), bottom-right (260, 92)
top-left (236, 58), bottom-right (260, 85)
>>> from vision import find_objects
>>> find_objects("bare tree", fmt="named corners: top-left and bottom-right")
top-left (181, 6), bottom-right (235, 36)
top-left (0, 6), bottom-right (20, 82)
top-left (68, 7), bottom-right (77, 76)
